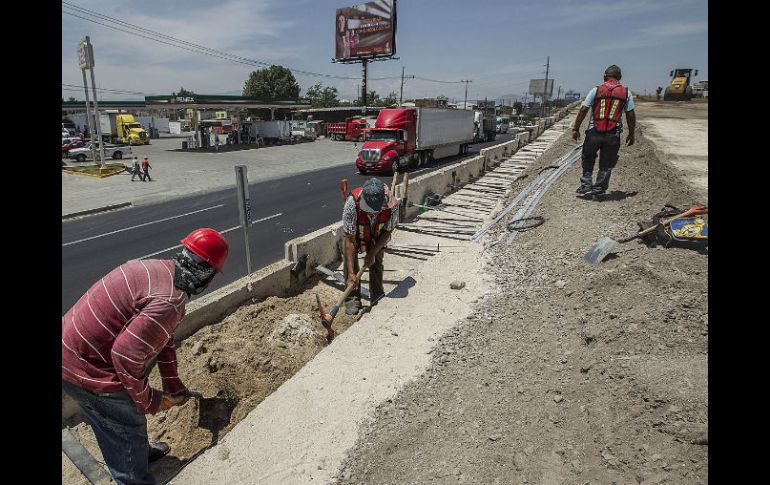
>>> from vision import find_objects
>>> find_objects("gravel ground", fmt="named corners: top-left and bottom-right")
top-left (334, 107), bottom-right (708, 485)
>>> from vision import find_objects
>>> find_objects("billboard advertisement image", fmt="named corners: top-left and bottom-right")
top-left (528, 79), bottom-right (554, 97)
top-left (335, 0), bottom-right (396, 61)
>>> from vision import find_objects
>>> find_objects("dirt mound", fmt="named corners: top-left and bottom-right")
top-left (335, 120), bottom-right (708, 484)
top-left (271, 313), bottom-right (327, 345)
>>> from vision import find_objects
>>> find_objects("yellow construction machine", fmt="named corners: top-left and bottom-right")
top-left (664, 68), bottom-right (699, 101)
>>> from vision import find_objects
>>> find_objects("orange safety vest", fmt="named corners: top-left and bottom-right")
top-left (592, 80), bottom-right (628, 133)
top-left (351, 187), bottom-right (391, 251)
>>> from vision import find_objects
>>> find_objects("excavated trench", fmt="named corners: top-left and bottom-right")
top-left (63, 275), bottom-right (360, 484)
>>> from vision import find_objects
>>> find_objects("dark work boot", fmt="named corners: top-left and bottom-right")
top-left (149, 442), bottom-right (170, 463)
top-left (576, 171), bottom-right (593, 194)
top-left (592, 169), bottom-right (612, 197)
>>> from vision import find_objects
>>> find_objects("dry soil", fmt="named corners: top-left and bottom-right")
top-left (334, 102), bottom-right (708, 485)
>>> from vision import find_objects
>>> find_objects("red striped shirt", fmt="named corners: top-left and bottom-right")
top-left (62, 259), bottom-right (187, 415)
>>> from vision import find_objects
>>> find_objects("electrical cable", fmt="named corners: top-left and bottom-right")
top-left (62, 2), bottom-right (474, 85)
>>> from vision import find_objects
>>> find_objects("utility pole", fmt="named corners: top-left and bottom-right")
top-left (460, 80), bottom-right (472, 110)
top-left (400, 66), bottom-right (405, 105)
top-left (541, 56), bottom-right (550, 118)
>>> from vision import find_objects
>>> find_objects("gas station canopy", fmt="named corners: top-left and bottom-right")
top-left (62, 94), bottom-right (311, 112)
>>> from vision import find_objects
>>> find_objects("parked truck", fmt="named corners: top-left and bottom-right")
top-left (496, 115), bottom-right (510, 134)
top-left (99, 113), bottom-right (149, 145)
top-left (355, 108), bottom-right (474, 174)
top-left (257, 120), bottom-right (293, 144)
top-left (473, 102), bottom-right (497, 143)
top-left (326, 117), bottom-right (369, 141)
top-left (290, 120), bottom-right (317, 142)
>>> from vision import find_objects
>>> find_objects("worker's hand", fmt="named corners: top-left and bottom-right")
top-left (626, 133), bottom-right (635, 146)
top-left (346, 272), bottom-right (358, 288)
top-left (160, 392), bottom-right (188, 411)
top-left (571, 128), bottom-right (580, 141)
top-left (365, 252), bottom-right (376, 268)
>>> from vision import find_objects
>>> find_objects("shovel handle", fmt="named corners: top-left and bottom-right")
top-left (335, 265), bottom-right (367, 308)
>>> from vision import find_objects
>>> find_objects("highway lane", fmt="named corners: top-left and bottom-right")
top-left (62, 133), bottom-right (515, 313)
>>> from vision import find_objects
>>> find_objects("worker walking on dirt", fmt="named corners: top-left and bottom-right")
top-left (571, 65), bottom-right (636, 198)
top-left (62, 228), bottom-right (229, 485)
top-left (342, 177), bottom-right (400, 314)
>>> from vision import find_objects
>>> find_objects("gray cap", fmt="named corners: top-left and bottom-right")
top-left (359, 178), bottom-right (386, 213)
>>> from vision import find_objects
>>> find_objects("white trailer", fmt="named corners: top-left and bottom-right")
top-left (415, 108), bottom-right (475, 160)
top-left (257, 120), bottom-right (293, 144)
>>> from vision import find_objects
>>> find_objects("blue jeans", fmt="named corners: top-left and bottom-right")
top-left (62, 379), bottom-right (155, 485)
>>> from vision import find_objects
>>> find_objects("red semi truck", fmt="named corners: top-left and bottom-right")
top-left (326, 117), bottom-right (369, 141)
top-left (355, 108), bottom-right (475, 174)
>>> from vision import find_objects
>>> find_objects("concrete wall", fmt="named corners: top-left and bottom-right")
top-left (62, 102), bottom-right (578, 424)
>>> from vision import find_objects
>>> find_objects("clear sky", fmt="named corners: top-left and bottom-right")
top-left (61, 0), bottom-right (708, 103)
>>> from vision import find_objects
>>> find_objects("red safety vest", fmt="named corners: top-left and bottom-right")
top-left (351, 187), bottom-right (391, 251)
top-left (592, 80), bottom-right (628, 133)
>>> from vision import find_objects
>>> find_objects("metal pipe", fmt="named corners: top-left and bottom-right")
top-left (471, 143), bottom-right (582, 242)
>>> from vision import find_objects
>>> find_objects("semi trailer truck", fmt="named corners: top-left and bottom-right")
top-left (356, 108), bottom-right (474, 174)
top-left (99, 114), bottom-right (149, 145)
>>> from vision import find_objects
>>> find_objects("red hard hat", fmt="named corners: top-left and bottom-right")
top-left (180, 228), bottom-right (229, 273)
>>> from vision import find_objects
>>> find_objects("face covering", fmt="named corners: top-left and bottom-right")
top-left (173, 248), bottom-right (216, 297)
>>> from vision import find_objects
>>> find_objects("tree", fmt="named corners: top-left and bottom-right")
top-left (67, 96), bottom-right (77, 102)
top-left (242, 66), bottom-right (300, 98)
top-left (380, 91), bottom-right (399, 107)
top-left (306, 83), bottom-right (340, 108)
top-left (177, 87), bottom-right (195, 97)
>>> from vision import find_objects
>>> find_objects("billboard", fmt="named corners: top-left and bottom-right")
top-left (335, 0), bottom-right (396, 61)
top-left (528, 79), bottom-right (554, 97)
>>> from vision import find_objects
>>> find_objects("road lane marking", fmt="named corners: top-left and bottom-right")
top-left (63, 205), bottom-right (226, 247)
top-left (133, 213), bottom-right (283, 260)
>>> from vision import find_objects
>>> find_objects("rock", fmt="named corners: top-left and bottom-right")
top-left (191, 341), bottom-right (206, 356)
top-left (554, 394), bottom-right (564, 403)
top-left (555, 280), bottom-right (566, 288)
top-left (488, 435), bottom-right (501, 442)
top-left (450, 281), bottom-right (466, 290)
top-left (271, 314), bottom-right (324, 345)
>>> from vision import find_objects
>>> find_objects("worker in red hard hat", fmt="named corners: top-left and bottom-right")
top-left (62, 228), bottom-right (229, 485)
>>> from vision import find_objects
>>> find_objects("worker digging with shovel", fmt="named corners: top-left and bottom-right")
top-left (318, 178), bottom-right (400, 340)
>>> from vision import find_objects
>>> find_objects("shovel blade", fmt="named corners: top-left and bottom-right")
top-left (584, 237), bottom-right (620, 265)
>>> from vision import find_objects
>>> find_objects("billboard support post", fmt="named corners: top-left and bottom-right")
top-left (361, 59), bottom-right (368, 106)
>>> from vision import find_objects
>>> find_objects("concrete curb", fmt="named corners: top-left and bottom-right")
top-left (62, 202), bottom-right (132, 220)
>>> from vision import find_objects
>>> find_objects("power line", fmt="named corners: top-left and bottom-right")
top-left (61, 2), bottom-right (469, 85)
top-left (62, 83), bottom-right (146, 95)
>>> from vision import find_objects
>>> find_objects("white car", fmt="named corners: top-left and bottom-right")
top-left (67, 143), bottom-right (132, 162)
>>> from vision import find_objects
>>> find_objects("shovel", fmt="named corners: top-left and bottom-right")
top-left (188, 391), bottom-right (239, 444)
top-left (316, 265), bottom-right (367, 341)
top-left (584, 204), bottom-right (707, 265)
